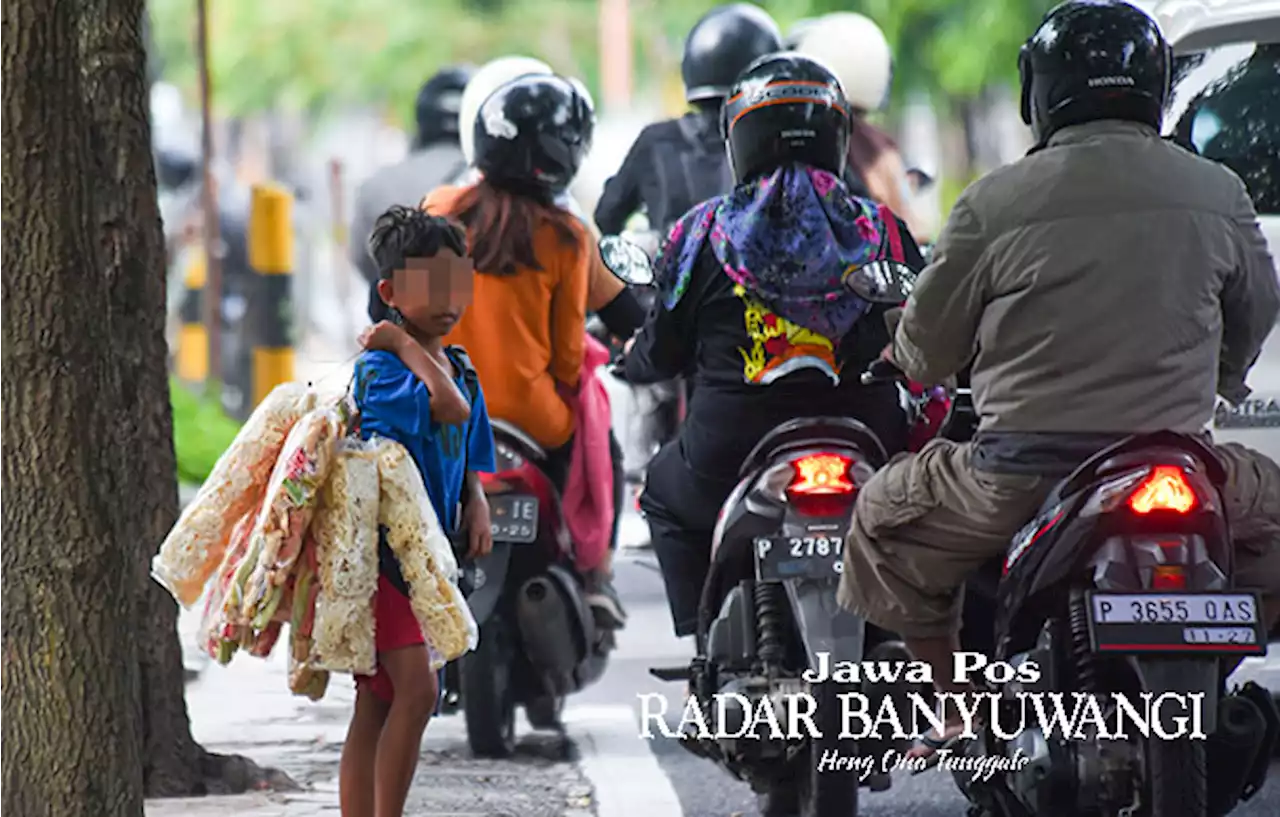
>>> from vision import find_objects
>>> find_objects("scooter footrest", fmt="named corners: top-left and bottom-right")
top-left (649, 665), bottom-right (692, 682)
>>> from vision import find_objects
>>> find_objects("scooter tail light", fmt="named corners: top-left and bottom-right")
top-left (1127, 466), bottom-right (1198, 514)
top-left (1080, 468), bottom-right (1153, 517)
top-left (788, 453), bottom-right (855, 496)
top-left (786, 453), bottom-right (856, 517)
top-left (478, 472), bottom-right (514, 494)
top-left (481, 443), bottom-right (530, 495)
top-left (1151, 564), bottom-right (1188, 590)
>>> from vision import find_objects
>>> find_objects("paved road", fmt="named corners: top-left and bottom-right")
top-left (171, 508), bottom-right (1280, 816)
top-left (590, 544), bottom-right (1280, 817)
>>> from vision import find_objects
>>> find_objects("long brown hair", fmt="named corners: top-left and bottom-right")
top-left (443, 179), bottom-right (584, 276)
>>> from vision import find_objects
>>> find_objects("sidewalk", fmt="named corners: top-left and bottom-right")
top-left (148, 610), bottom-right (596, 817)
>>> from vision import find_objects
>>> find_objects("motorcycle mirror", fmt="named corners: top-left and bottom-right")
top-left (598, 236), bottom-right (655, 287)
top-left (844, 260), bottom-right (918, 304)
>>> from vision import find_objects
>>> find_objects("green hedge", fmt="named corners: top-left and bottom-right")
top-left (171, 380), bottom-right (241, 485)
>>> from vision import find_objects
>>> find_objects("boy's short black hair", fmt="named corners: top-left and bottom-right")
top-left (367, 204), bottom-right (469, 281)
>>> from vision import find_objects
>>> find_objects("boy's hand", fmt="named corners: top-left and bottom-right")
top-left (359, 320), bottom-right (410, 353)
top-left (463, 493), bottom-right (493, 560)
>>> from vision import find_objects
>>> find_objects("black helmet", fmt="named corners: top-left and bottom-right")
top-left (1019, 0), bottom-right (1171, 144)
top-left (722, 52), bottom-right (849, 184)
top-left (682, 4), bottom-right (784, 103)
top-left (473, 74), bottom-right (594, 195)
top-left (414, 64), bottom-right (476, 148)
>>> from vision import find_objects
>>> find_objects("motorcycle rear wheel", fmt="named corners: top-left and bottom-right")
top-left (1147, 737), bottom-right (1207, 817)
top-left (798, 681), bottom-right (860, 817)
top-left (462, 618), bottom-right (517, 758)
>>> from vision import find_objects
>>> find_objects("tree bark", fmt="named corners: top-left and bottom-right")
top-left (73, 0), bottom-right (288, 797)
top-left (0, 0), bottom-right (146, 814)
top-left (74, 0), bottom-right (205, 795)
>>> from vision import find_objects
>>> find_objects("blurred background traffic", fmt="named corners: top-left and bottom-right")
top-left (152, 0), bottom-right (1157, 485)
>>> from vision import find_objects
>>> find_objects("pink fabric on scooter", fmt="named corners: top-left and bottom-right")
top-left (559, 334), bottom-right (614, 573)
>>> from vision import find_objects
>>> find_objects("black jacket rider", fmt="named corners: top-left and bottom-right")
top-left (625, 220), bottom-right (922, 475)
top-left (625, 216), bottom-right (924, 638)
top-left (594, 108), bottom-right (872, 235)
top-left (594, 109), bottom-right (733, 236)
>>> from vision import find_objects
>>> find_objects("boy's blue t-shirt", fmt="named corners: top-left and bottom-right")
top-left (353, 348), bottom-right (496, 590)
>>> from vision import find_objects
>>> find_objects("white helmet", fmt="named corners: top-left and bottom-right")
top-left (792, 12), bottom-right (892, 113)
top-left (783, 17), bottom-right (820, 48)
top-left (459, 56), bottom-right (553, 165)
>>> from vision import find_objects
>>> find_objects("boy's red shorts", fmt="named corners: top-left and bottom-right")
top-left (355, 575), bottom-right (425, 703)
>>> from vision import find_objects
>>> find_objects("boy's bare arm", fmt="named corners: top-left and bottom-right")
top-left (391, 334), bottom-right (472, 425)
top-left (462, 471), bottom-right (492, 558)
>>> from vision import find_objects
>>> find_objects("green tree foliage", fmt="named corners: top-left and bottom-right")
top-left (809, 0), bottom-right (1057, 103)
top-left (148, 0), bottom-right (1056, 120)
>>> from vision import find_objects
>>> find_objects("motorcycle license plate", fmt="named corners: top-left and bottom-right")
top-left (488, 494), bottom-right (538, 544)
top-left (754, 535), bottom-right (845, 582)
top-left (1085, 591), bottom-right (1266, 655)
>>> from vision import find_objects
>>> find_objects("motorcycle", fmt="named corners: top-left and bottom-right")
top-left (860, 360), bottom-right (1280, 817)
top-left (601, 236), bottom-right (930, 816)
top-left (438, 420), bottom-right (614, 757)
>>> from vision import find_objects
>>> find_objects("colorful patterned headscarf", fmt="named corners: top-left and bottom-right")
top-left (654, 163), bottom-right (897, 340)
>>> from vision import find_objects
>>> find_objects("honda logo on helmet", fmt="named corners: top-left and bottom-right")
top-left (1087, 75), bottom-right (1136, 88)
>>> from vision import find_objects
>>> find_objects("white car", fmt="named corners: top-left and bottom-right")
top-left (1155, 0), bottom-right (1280, 462)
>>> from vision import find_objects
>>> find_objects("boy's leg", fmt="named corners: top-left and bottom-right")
top-left (374, 645), bottom-right (439, 817)
top-left (341, 684), bottom-right (390, 817)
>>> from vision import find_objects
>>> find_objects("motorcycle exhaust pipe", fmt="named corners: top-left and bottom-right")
top-left (515, 576), bottom-right (584, 691)
top-left (1206, 694), bottom-right (1267, 817)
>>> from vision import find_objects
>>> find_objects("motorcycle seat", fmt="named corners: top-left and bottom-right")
top-left (739, 416), bottom-right (888, 478)
top-left (1059, 431), bottom-right (1227, 498)
top-left (489, 419), bottom-right (547, 461)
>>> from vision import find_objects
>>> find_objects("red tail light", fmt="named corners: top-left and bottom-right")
top-left (786, 453), bottom-right (855, 517)
top-left (1151, 564), bottom-right (1188, 590)
top-left (1127, 466), bottom-right (1197, 514)
top-left (789, 454), bottom-right (855, 495)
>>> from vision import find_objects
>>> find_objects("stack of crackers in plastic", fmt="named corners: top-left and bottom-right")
top-left (152, 383), bottom-right (478, 700)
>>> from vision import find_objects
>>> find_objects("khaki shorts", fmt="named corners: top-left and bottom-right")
top-left (837, 439), bottom-right (1280, 640)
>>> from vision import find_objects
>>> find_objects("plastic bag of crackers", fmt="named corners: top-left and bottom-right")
top-left (374, 438), bottom-right (478, 671)
top-left (152, 383), bottom-right (318, 606)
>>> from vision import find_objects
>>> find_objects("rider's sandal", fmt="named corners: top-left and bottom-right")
top-left (909, 732), bottom-right (965, 775)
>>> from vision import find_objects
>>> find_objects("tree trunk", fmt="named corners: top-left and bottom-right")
top-left (0, 0), bottom-right (146, 814)
top-left (74, 0), bottom-right (204, 795)
top-left (73, 0), bottom-right (288, 797)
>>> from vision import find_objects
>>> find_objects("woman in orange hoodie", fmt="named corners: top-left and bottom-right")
top-left (423, 73), bottom-right (627, 628)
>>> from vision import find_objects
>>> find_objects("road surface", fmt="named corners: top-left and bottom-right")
top-left (593, 546), bottom-right (1280, 817)
top-left (172, 506), bottom-right (1280, 817)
